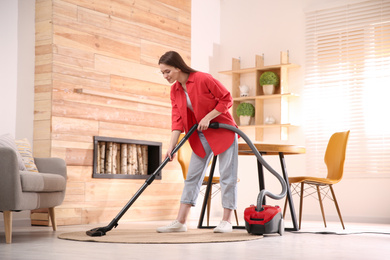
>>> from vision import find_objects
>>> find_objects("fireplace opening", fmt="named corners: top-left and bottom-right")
top-left (93, 136), bottom-right (162, 179)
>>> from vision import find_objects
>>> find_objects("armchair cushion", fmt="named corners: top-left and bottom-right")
top-left (0, 134), bottom-right (27, 171)
top-left (15, 138), bottom-right (39, 172)
top-left (20, 171), bottom-right (66, 192)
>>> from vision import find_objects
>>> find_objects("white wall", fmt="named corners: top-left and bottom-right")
top-left (192, 0), bottom-right (390, 225)
top-left (0, 0), bottom-right (35, 141)
top-left (15, 0), bottom-right (35, 141)
top-left (191, 0), bottom-right (220, 72)
top-left (0, 0), bottom-right (18, 135)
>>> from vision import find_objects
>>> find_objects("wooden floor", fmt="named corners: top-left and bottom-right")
top-left (1, 220), bottom-right (390, 260)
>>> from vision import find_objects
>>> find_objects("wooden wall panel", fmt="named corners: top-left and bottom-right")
top-left (34, 0), bottom-right (53, 159)
top-left (53, 73), bottom-right (110, 89)
top-left (94, 54), bottom-right (167, 84)
top-left (110, 75), bottom-right (170, 100)
top-left (53, 24), bottom-right (141, 61)
top-left (98, 121), bottom-right (171, 144)
top-left (34, 0), bottom-right (191, 225)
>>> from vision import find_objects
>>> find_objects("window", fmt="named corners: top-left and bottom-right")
top-left (304, 0), bottom-right (390, 176)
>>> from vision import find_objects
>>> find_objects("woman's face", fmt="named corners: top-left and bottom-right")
top-left (159, 63), bottom-right (181, 84)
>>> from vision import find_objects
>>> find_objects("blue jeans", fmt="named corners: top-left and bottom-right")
top-left (180, 132), bottom-right (238, 210)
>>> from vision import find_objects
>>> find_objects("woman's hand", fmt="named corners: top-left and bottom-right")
top-left (165, 146), bottom-right (176, 161)
top-left (197, 117), bottom-right (210, 131)
top-left (166, 130), bottom-right (182, 161)
top-left (198, 109), bottom-right (222, 131)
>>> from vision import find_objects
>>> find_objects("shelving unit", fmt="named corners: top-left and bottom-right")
top-left (220, 52), bottom-right (300, 141)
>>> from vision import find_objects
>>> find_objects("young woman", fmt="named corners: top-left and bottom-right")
top-left (157, 51), bottom-right (238, 233)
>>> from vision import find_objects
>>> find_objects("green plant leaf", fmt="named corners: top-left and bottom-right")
top-left (236, 102), bottom-right (255, 117)
top-left (259, 71), bottom-right (279, 86)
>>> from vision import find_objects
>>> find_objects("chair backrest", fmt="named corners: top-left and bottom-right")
top-left (324, 130), bottom-right (350, 182)
top-left (177, 133), bottom-right (192, 180)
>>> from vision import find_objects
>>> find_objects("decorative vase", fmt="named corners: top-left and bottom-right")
top-left (239, 115), bottom-right (251, 126)
top-left (262, 84), bottom-right (275, 95)
top-left (265, 116), bottom-right (276, 124)
top-left (239, 85), bottom-right (249, 97)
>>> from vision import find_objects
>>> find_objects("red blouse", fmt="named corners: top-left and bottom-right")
top-left (170, 72), bottom-right (237, 158)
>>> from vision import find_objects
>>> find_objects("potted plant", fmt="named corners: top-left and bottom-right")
top-left (236, 102), bottom-right (255, 126)
top-left (259, 71), bottom-right (279, 95)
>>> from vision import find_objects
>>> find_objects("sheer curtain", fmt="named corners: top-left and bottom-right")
top-left (304, 0), bottom-right (390, 176)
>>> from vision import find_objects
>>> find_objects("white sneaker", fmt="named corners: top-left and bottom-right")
top-left (214, 221), bottom-right (233, 233)
top-left (156, 220), bottom-right (187, 233)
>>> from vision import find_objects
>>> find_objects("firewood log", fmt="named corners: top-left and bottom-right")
top-left (141, 145), bottom-right (148, 175)
top-left (127, 144), bottom-right (131, 174)
top-left (97, 142), bottom-right (101, 174)
top-left (121, 144), bottom-right (127, 174)
top-left (130, 144), bottom-right (137, 175)
top-left (112, 143), bottom-right (117, 174)
top-left (105, 142), bottom-right (112, 174)
top-left (117, 144), bottom-right (121, 174)
top-left (136, 145), bottom-right (143, 175)
top-left (100, 142), bottom-right (105, 173)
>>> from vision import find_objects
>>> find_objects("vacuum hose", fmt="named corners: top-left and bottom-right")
top-left (209, 122), bottom-right (287, 211)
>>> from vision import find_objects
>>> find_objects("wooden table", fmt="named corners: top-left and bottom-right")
top-left (198, 143), bottom-right (305, 231)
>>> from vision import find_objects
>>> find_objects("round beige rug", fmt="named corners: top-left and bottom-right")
top-left (58, 228), bottom-right (263, 244)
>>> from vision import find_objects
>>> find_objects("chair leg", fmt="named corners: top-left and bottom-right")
top-left (299, 182), bottom-right (304, 229)
top-left (283, 184), bottom-right (291, 218)
top-left (206, 186), bottom-right (212, 226)
top-left (3, 211), bottom-right (12, 244)
top-left (329, 185), bottom-right (345, 229)
top-left (316, 185), bottom-right (327, 228)
top-left (48, 207), bottom-right (57, 231)
top-left (233, 209), bottom-right (239, 226)
top-left (283, 198), bottom-right (288, 218)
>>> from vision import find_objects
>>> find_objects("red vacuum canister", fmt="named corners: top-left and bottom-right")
top-left (244, 204), bottom-right (284, 236)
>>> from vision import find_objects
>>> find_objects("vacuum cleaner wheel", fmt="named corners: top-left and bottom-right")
top-left (278, 218), bottom-right (284, 236)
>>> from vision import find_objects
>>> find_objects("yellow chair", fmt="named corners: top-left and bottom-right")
top-left (177, 133), bottom-right (239, 226)
top-left (284, 130), bottom-right (350, 229)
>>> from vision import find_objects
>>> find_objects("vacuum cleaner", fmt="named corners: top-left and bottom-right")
top-left (86, 122), bottom-right (286, 237)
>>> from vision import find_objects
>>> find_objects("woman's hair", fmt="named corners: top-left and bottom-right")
top-left (159, 51), bottom-right (197, 74)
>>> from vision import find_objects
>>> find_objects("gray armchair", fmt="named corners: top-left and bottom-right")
top-left (0, 147), bottom-right (67, 243)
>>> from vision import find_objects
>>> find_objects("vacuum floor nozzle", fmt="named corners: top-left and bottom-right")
top-left (86, 226), bottom-right (110, 237)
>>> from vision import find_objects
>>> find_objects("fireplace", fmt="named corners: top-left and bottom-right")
top-left (93, 136), bottom-right (162, 179)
